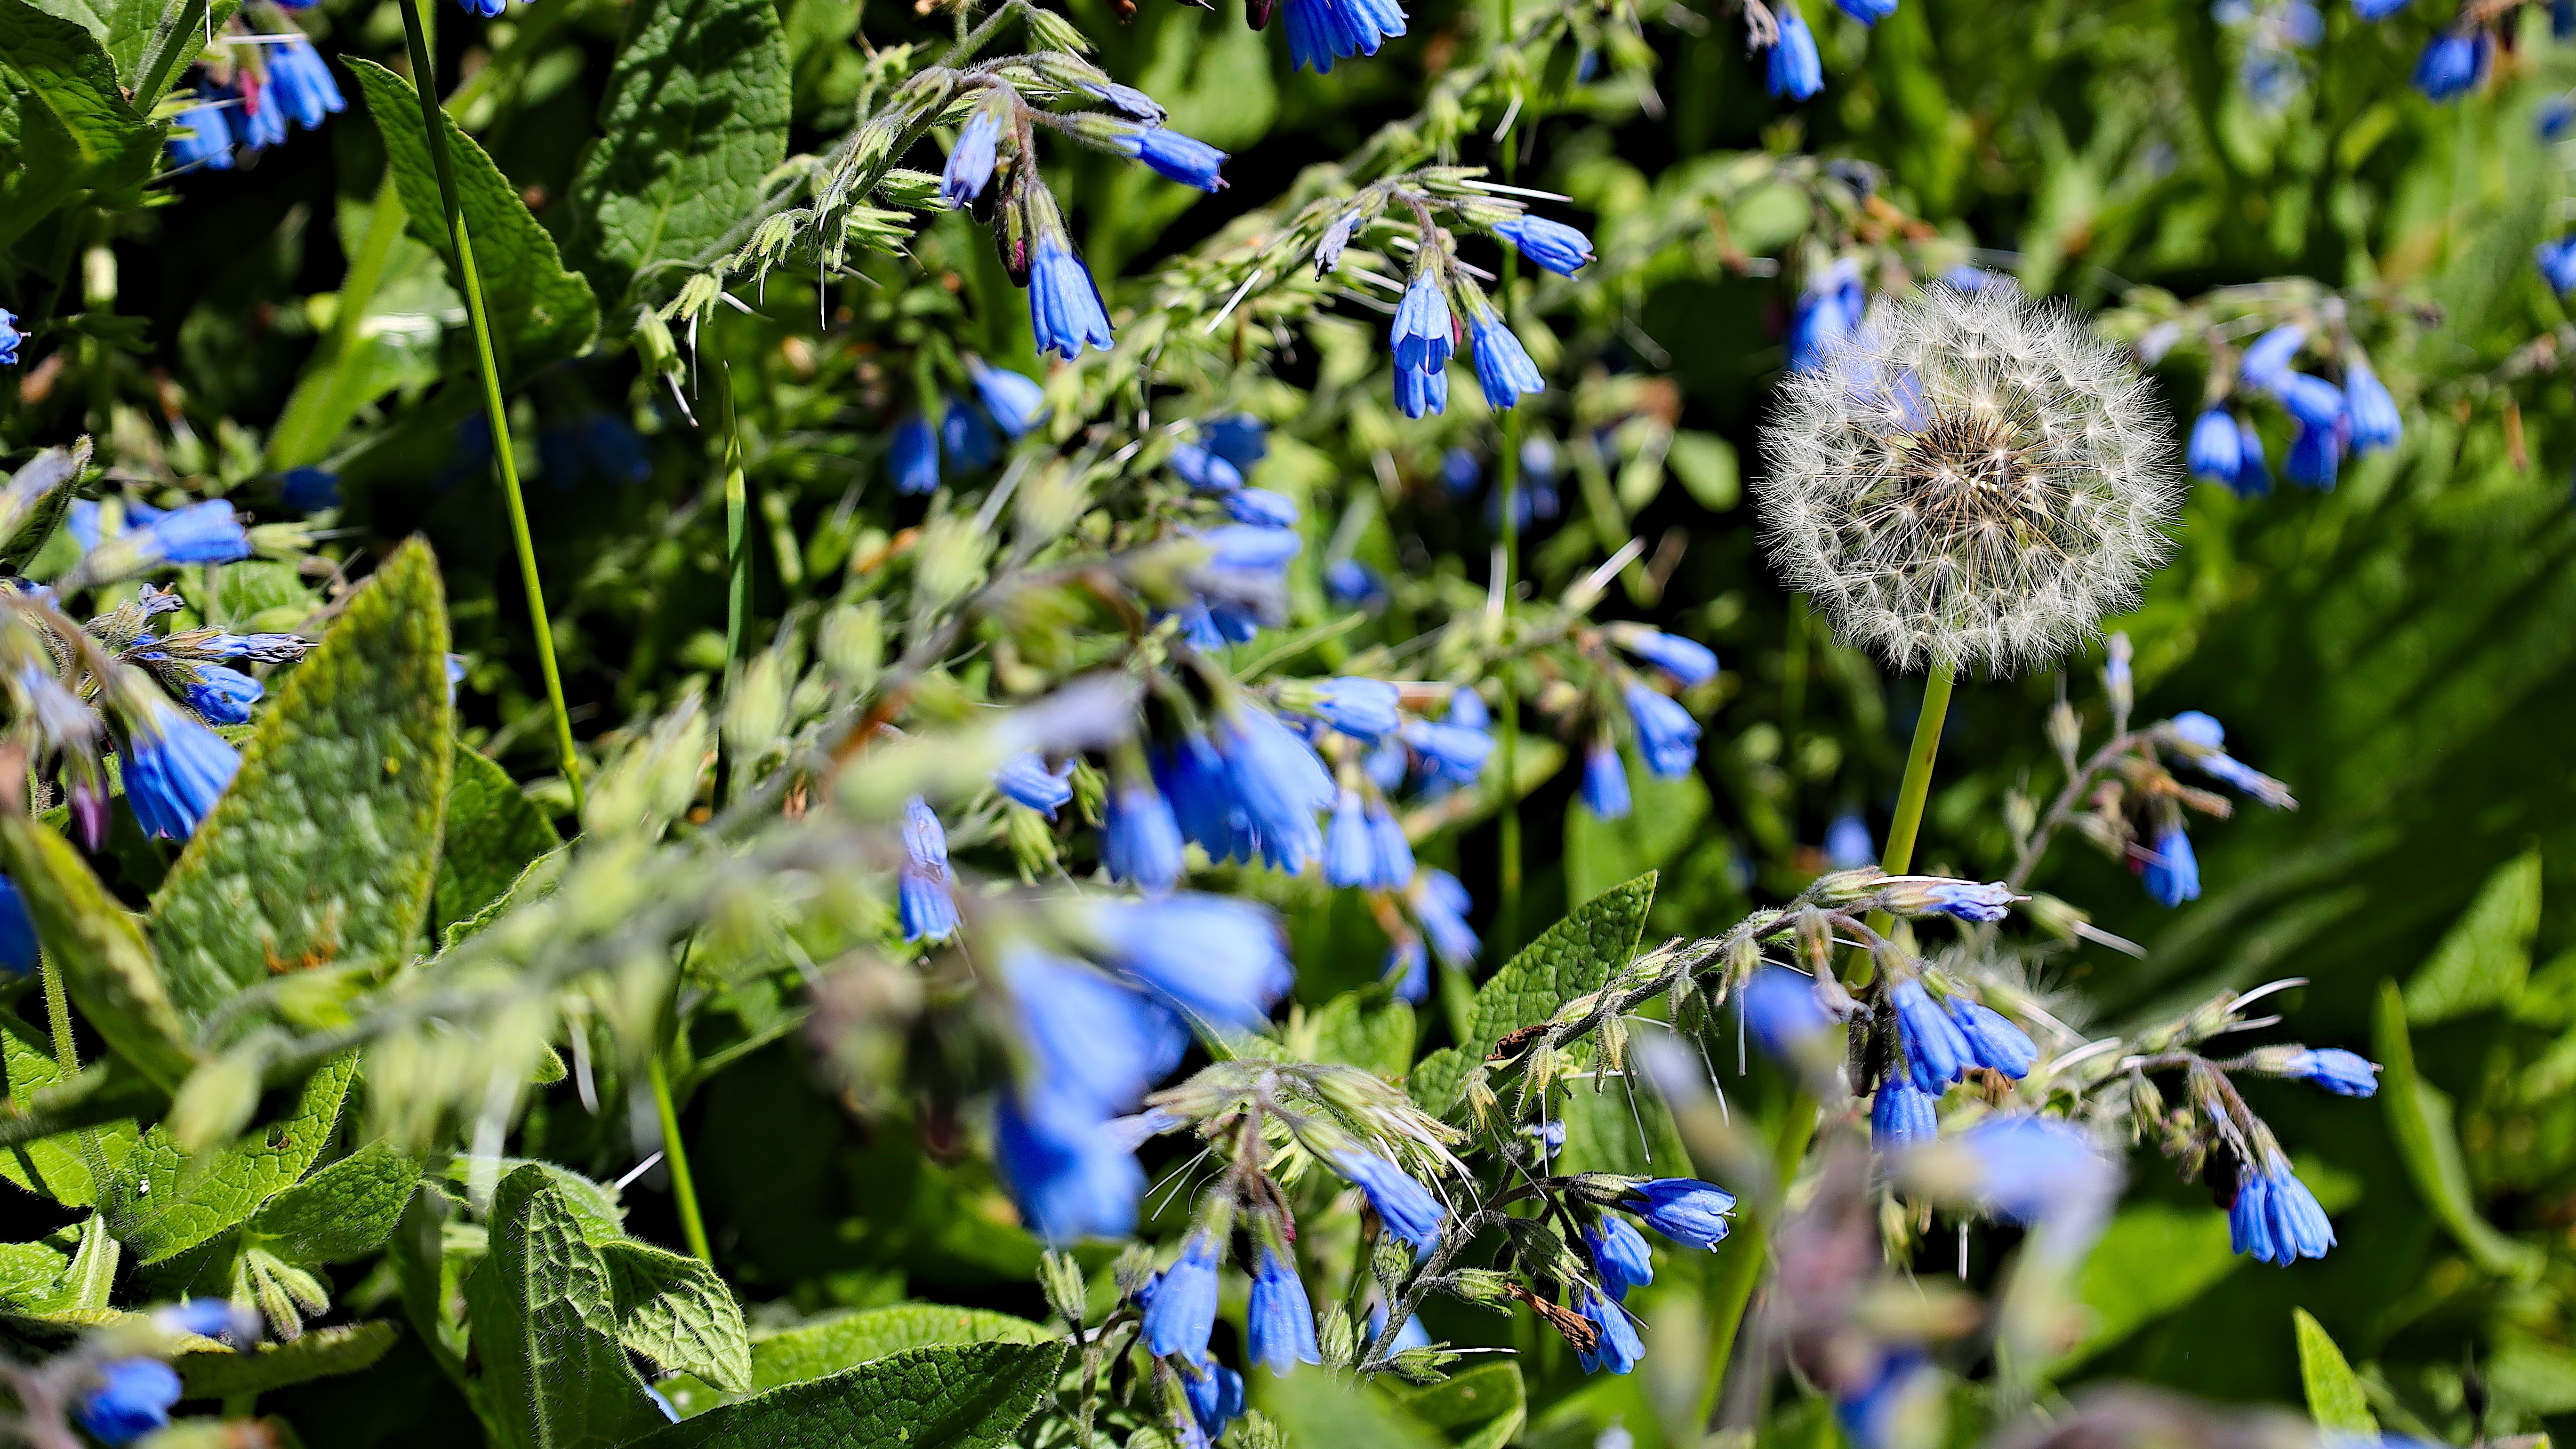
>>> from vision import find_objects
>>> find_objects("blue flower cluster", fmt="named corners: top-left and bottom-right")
top-left (888, 360), bottom-right (1047, 496)
top-left (2189, 324), bottom-right (2401, 495)
top-left (1870, 979), bottom-right (2038, 1149)
top-left (167, 35), bottom-right (345, 171)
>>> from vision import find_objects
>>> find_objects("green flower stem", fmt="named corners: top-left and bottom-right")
top-left (394, 0), bottom-right (585, 814)
top-left (1696, 663), bottom-right (1956, 1423)
top-left (1493, 25), bottom-right (1524, 956)
top-left (646, 1053), bottom-right (714, 1263)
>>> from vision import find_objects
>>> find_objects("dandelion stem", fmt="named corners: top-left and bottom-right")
top-left (1846, 664), bottom-right (1954, 988)
top-left (394, 0), bottom-right (584, 814)
top-left (646, 1053), bottom-right (714, 1263)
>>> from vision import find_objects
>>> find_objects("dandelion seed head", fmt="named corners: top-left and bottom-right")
top-left (1757, 286), bottom-right (2179, 674)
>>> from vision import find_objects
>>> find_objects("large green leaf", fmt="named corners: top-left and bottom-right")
top-left (1255, 1365), bottom-right (1446, 1449)
top-left (244, 1139), bottom-right (421, 1265)
top-left (1409, 873), bottom-right (1657, 1117)
top-left (101, 1052), bottom-right (357, 1265)
top-left (628, 1342), bottom-right (1064, 1449)
top-left (2292, 1308), bottom-right (2375, 1435)
top-left (433, 746), bottom-right (561, 939)
top-left (148, 539), bottom-right (455, 1041)
top-left (663, 1304), bottom-right (1054, 1416)
top-left (0, 0), bottom-right (160, 248)
top-left (347, 60), bottom-right (600, 378)
top-left (604, 1238), bottom-right (752, 1393)
top-left (464, 1165), bottom-right (667, 1449)
top-left (0, 811), bottom-right (194, 1089)
top-left (1563, 765), bottom-right (1709, 907)
top-left (569, 0), bottom-right (790, 302)
top-left (0, 1008), bottom-right (135, 1206)
top-left (2370, 981), bottom-right (2542, 1281)
top-left (177, 1321), bottom-right (399, 1399)
top-left (1391, 1362), bottom-right (1525, 1449)
top-left (2401, 850), bottom-right (2540, 1025)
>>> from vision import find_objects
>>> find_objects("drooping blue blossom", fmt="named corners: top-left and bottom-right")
top-left (1365, 799), bottom-right (1415, 887)
top-left (1101, 781), bottom-right (1187, 892)
top-left (1171, 441), bottom-right (1244, 493)
top-left (2351, 0), bottom-right (2407, 17)
top-left (2275, 372), bottom-right (2344, 428)
top-left (890, 412), bottom-right (940, 495)
top-left (2343, 355), bottom-right (2402, 452)
top-left (2232, 416), bottom-right (2272, 495)
top-left (122, 702), bottom-right (240, 840)
top-left (0, 877), bottom-right (33, 974)
top-left (1835, 0), bottom-right (1896, 24)
top-left (169, 92), bottom-right (235, 169)
top-left (2412, 30), bottom-right (2487, 100)
top-left (1957, 1116), bottom-right (2115, 1224)
top-left (1441, 447), bottom-right (1482, 496)
top-left (1626, 1178), bottom-right (1736, 1249)
top-left (1332, 1149), bottom-right (1445, 1250)
top-left (1742, 967), bottom-right (1834, 1057)
top-left (1573, 1284), bottom-right (1643, 1374)
top-left (265, 36), bottom-right (345, 130)
top-left (1246, 1247), bottom-right (1322, 1372)
top-left (1325, 790), bottom-right (1377, 889)
top-left (1587, 1215), bottom-right (1655, 1298)
top-left (1446, 688), bottom-right (1488, 731)
top-left (2238, 324), bottom-right (2306, 391)
top-left (1006, 950), bottom-right (1188, 1121)
top-left (1468, 305), bottom-right (1545, 409)
top-left (995, 1092), bottom-right (1149, 1242)
top-left (1029, 240), bottom-right (1115, 359)
top-left (1391, 272), bottom-right (1453, 375)
top-left (1308, 678), bottom-right (1401, 740)
top-left (1789, 259), bottom-right (1862, 374)
top-left (1493, 216), bottom-right (1594, 276)
top-left (131, 500), bottom-right (253, 571)
top-left (1399, 720), bottom-right (1494, 790)
top-left (1892, 980), bottom-right (1971, 1093)
top-left (1110, 123), bottom-right (1228, 191)
top-left (1412, 867), bottom-right (1479, 966)
top-left (1385, 936), bottom-right (1429, 1001)
top-left (1092, 894), bottom-right (1293, 1030)
top-left (1824, 812), bottom-right (1875, 869)
top-left (1838, 1351), bottom-right (1936, 1449)
top-left (943, 108), bottom-right (1002, 207)
top-left (1324, 558), bottom-right (1384, 608)
top-left (1623, 683), bottom-right (1701, 778)
top-left (1581, 740), bottom-right (1631, 820)
top-left (2230, 1158), bottom-right (2335, 1264)
top-left (941, 398), bottom-right (999, 472)
top-left (0, 310), bottom-right (17, 367)
top-left (969, 358), bottom-right (1048, 436)
top-left (2188, 408), bottom-right (2242, 483)
top-left (1393, 358), bottom-right (1448, 418)
top-left (1366, 1299), bottom-right (1435, 1354)
top-left (75, 1360), bottom-right (182, 1446)
top-left (1206, 703), bottom-right (1334, 871)
top-left (2284, 1048), bottom-right (2381, 1096)
top-left (1077, 78), bottom-right (1165, 123)
top-left (1612, 626), bottom-right (1719, 687)
top-left (451, 0), bottom-right (507, 17)
top-left (994, 753), bottom-right (1074, 817)
top-left (1142, 1232), bottom-right (1223, 1357)
top-left (1201, 414), bottom-right (1268, 472)
top-left (2286, 420), bottom-right (2342, 489)
top-left (1223, 488), bottom-right (1300, 528)
top-left (2142, 825), bottom-right (2201, 907)
top-left (2537, 237), bottom-right (2576, 295)
top-left (1945, 998), bottom-right (2037, 1078)
top-left (1280, 0), bottom-right (1409, 73)
top-left (1765, 5), bottom-right (1824, 100)
top-left (1870, 1075), bottom-right (1939, 1148)
top-left (1180, 1356), bottom-right (1245, 1443)
top-left (898, 796), bottom-right (960, 942)
top-left (185, 664), bottom-right (263, 726)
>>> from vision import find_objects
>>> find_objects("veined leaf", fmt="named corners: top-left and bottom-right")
top-left (0, 810), bottom-right (195, 1089)
top-left (177, 1320), bottom-right (399, 1399)
top-left (0, 0), bottom-right (161, 248)
top-left (1410, 873), bottom-right (1656, 1117)
top-left (246, 1139), bottom-right (421, 1265)
top-left (149, 538), bottom-right (455, 1041)
top-left (629, 1341), bottom-right (1064, 1449)
top-left (0, 1007), bottom-right (135, 1206)
top-left (464, 1164), bottom-right (667, 1449)
top-left (347, 60), bottom-right (600, 378)
top-left (2371, 981), bottom-right (2542, 1281)
top-left (2293, 1308), bottom-right (2376, 1435)
top-left (604, 1238), bottom-right (752, 1393)
top-left (570, 0), bottom-right (790, 303)
top-left (434, 746), bottom-right (561, 939)
top-left (2401, 850), bottom-right (2540, 1025)
top-left (102, 1052), bottom-right (357, 1265)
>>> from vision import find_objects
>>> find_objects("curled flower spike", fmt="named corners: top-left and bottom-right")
top-left (1141, 1232), bottom-right (1222, 1357)
top-left (1246, 1248), bottom-right (1322, 1372)
top-left (898, 797), bottom-right (960, 942)
top-left (1108, 123), bottom-right (1228, 192)
top-left (1493, 215), bottom-right (1594, 276)
top-left (1331, 1149), bottom-right (1444, 1250)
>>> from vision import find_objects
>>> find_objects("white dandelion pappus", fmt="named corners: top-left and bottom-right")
top-left (1755, 285), bottom-right (2180, 675)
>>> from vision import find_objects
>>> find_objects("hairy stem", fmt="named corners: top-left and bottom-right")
top-left (395, 0), bottom-right (585, 813)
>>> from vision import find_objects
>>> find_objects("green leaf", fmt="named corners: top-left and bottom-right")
top-left (603, 1238), bottom-right (752, 1393)
top-left (177, 1320), bottom-right (399, 1399)
top-left (1409, 873), bottom-right (1656, 1117)
top-left (569, 0), bottom-right (790, 302)
top-left (465, 1164), bottom-right (667, 1449)
top-left (127, 0), bottom-right (234, 112)
top-left (2371, 981), bottom-right (2542, 1280)
top-left (443, 845), bottom-right (566, 953)
top-left (245, 1140), bottom-right (421, 1265)
top-left (0, 811), bottom-right (195, 1089)
top-left (2293, 1308), bottom-right (2376, 1435)
top-left (24, 0), bottom-right (158, 86)
top-left (1255, 1365), bottom-right (1446, 1449)
top-left (0, 0), bottom-right (161, 248)
top-left (0, 1238), bottom-right (67, 1308)
top-left (0, 1008), bottom-right (135, 1207)
top-left (1666, 431), bottom-right (1740, 512)
top-left (629, 1342), bottom-right (1064, 1449)
top-left (1564, 764), bottom-right (1709, 907)
top-left (1303, 991), bottom-right (1415, 1081)
top-left (2402, 849), bottom-right (2541, 1025)
top-left (148, 539), bottom-right (456, 1040)
top-left (1390, 1362), bottom-right (1525, 1445)
top-left (102, 1052), bottom-right (357, 1265)
top-left (347, 60), bottom-right (601, 378)
top-left (434, 747), bottom-right (561, 939)
top-left (751, 1305), bottom-right (1049, 1391)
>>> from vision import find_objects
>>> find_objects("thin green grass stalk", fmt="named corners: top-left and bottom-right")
top-left (1696, 663), bottom-right (1957, 1424)
top-left (647, 1054), bottom-right (714, 1262)
top-left (1493, 7), bottom-right (1523, 957)
top-left (393, 0), bottom-right (584, 814)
